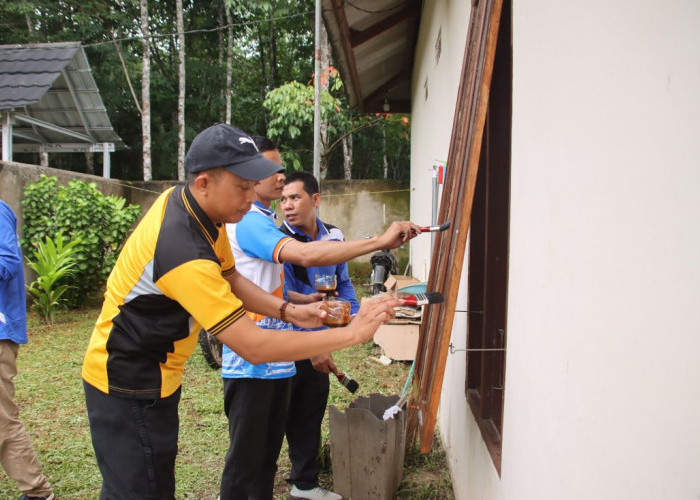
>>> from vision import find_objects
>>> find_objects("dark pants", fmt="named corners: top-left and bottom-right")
top-left (285, 359), bottom-right (330, 490)
top-left (83, 381), bottom-right (180, 500)
top-left (220, 377), bottom-right (291, 500)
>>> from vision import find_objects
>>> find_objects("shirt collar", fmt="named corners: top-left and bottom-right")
top-left (254, 200), bottom-right (277, 219)
top-left (182, 184), bottom-right (221, 244)
top-left (283, 217), bottom-right (326, 241)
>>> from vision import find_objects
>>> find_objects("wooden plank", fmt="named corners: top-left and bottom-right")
top-left (350, 7), bottom-right (416, 47)
top-left (331, 394), bottom-right (405, 499)
top-left (409, 0), bottom-right (504, 453)
top-left (329, 405), bottom-right (352, 497)
top-left (329, 0), bottom-right (365, 109)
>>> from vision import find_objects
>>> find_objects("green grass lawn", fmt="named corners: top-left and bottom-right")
top-left (0, 305), bottom-right (453, 499)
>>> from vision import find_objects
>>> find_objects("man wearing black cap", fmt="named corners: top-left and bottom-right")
top-left (81, 123), bottom-right (419, 499)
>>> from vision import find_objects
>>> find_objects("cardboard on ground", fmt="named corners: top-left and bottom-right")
top-left (383, 274), bottom-right (421, 293)
top-left (366, 274), bottom-right (422, 361)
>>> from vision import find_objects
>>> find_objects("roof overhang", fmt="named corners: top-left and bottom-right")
top-left (322, 0), bottom-right (422, 113)
top-left (0, 42), bottom-right (125, 153)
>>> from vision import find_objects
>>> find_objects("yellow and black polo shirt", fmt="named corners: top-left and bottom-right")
top-left (82, 185), bottom-right (245, 399)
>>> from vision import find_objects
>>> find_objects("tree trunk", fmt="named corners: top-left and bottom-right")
top-left (218, 2), bottom-right (225, 123)
top-left (225, 6), bottom-right (233, 124)
top-left (85, 151), bottom-right (94, 175)
top-left (140, 0), bottom-right (152, 181)
top-left (342, 133), bottom-right (352, 180)
top-left (319, 22), bottom-right (331, 179)
top-left (382, 124), bottom-right (388, 179)
top-left (176, 0), bottom-right (185, 181)
top-left (258, 27), bottom-right (267, 102)
top-left (269, 5), bottom-right (279, 87)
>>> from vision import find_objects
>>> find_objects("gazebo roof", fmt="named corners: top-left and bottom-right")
top-left (0, 41), bottom-right (125, 152)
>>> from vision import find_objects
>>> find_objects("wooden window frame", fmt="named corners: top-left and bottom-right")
top-left (409, 0), bottom-right (511, 476)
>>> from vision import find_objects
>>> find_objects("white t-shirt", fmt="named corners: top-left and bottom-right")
top-left (221, 202), bottom-right (295, 379)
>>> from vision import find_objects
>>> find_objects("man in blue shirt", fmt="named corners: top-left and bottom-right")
top-left (0, 200), bottom-right (54, 500)
top-left (279, 171), bottom-right (359, 500)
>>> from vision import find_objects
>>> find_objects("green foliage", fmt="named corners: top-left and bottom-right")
top-left (21, 175), bottom-right (141, 307)
top-left (0, 1), bottom-right (410, 181)
top-left (263, 73), bottom-right (349, 171)
top-left (25, 233), bottom-right (81, 323)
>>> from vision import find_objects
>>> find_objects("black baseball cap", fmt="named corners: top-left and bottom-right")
top-left (185, 123), bottom-right (284, 180)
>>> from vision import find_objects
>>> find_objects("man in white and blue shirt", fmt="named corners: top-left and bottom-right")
top-left (220, 137), bottom-right (294, 499)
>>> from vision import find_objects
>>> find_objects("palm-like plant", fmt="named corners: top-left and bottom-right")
top-left (26, 233), bottom-right (81, 323)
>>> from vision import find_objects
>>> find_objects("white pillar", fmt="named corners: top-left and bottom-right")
top-left (1, 112), bottom-right (13, 162)
top-left (103, 143), bottom-right (111, 178)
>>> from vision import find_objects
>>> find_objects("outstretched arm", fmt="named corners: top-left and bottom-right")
top-left (215, 295), bottom-right (401, 364)
top-left (225, 268), bottom-right (326, 329)
top-left (278, 221), bottom-right (422, 267)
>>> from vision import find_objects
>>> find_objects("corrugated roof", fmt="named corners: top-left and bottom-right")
top-left (0, 42), bottom-right (125, 150)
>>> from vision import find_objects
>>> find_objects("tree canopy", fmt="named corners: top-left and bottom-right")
top-left (0, 0), bottom-right (409, 181)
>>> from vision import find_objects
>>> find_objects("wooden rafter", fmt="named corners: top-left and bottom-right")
top-left (363, 68), bottom-right (409, 107)
top-left (349, 7), bottom-right (417, 48)
top-left (329, 0), bottom-right (365, 110)
top-left (408, 0), bottom-right (504, 453)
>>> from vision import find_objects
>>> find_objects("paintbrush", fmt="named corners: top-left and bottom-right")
top-left (401, 220), bottom-right (451, 239)
top-left (400, 292), bottom-right (444, 306)
top-left (336, 372), bottom-right (359, 393)
top-left (417, 220), bottom-right (451, 232)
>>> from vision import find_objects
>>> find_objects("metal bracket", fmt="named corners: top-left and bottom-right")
top-left (449, 343), bottom-right (506, 354)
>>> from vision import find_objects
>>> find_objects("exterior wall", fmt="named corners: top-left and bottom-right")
top-left (311, 179), bottom-right (410, 265)
top-left (409, 0), bottom-right (470, 284)
top-left (411, 1), bottom-right (700, 499)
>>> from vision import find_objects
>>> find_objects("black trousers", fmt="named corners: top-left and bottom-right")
top-left (220, 377), bottom-right (291, 500)
top-left (285, 359), bottom-right (330, 490)
top-left (83, 381), bottom-right (180, 500)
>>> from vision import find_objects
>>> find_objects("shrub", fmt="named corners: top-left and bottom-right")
top-left (21, 175), bottom-right (141, 307)
top-left (25, 233), bottom-right (81, 323)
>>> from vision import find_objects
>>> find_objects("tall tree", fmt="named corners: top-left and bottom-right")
top-left (342, 133), bottom-right (352, 180)
top-left (318, 22), bottom-right (331, 178)
top-left (268, 2), bottom-right (279, 88)
top-left (225, 4), bottom-right (233, 124)
top-left (140, 0), bottom-right (152, 181)
top-left (176, 0), bottom-right (185, 180)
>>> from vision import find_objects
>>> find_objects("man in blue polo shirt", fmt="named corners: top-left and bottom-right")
top-left (280, 170), bottom-right (359, 500)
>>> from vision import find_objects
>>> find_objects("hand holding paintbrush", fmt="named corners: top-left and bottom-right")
top-left (399, 292), bottom-right (444, 306)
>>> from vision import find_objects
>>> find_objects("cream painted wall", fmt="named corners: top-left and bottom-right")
top-left (409, 0), bottom-right (477, 498)
top-left (409, 0), bottom-right (470, 283)
top-left (411, 1), bottom-right (700, 499)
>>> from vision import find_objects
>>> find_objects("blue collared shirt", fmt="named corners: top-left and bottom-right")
top-left (280, 218), bottom-right (359, 331)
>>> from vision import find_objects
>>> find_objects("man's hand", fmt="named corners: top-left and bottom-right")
top-left (345, 295), bottom-right (401, 343)
top-left (285, 301), bottom-right (326, 329)
top-left (287, 290), bottom-right (327, 304)
top-left (310, 353), bottom-right (337, 374)
top-left (378, 221), bottom-right (422, 249)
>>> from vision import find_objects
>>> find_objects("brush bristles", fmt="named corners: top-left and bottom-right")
top-left (344, 378), bottom-right (359, 393)
top-left (339, 375), bottom-right (359, 393)
top-left (414, 292), bottom-right (444, 305)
